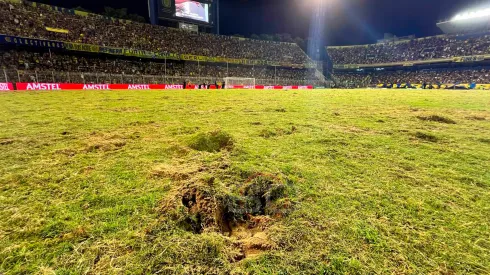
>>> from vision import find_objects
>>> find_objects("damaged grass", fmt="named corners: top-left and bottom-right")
top-left (0, 89), bottom-right (489, 274)
top-left (417, 115), bottom-right (457, 124)
top-left (187, 130), bottom-right (234, 152)
top-left (156, 157), bottom-right (294, 262)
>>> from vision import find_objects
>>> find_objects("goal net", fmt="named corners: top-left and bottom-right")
top-left (224, 77), bottom-right (255, 88)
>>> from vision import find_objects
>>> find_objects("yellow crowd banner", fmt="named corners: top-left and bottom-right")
top-left (45, 27), bottom-right (70, 34)
top-left (123, 49), bottom-right (157, 58)
top-left (100, 46), bottom-right (124, 55)
top-left (64, 42), bottom-right (100, 53)
top-left (180, 54), bottom-right (208, 62)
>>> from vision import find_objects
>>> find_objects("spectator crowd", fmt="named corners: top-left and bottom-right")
top-left (0, 1), bottom-right (311, 64)
top-left (332, 68), bottom-right (490, 88)
top-left (0, 49), bottom-right (318, 83)
top-left (328, 35), bottom-right (490, 65)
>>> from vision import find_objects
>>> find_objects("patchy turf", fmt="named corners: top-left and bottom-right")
top-left (0, 89), bottom-right (489, 274)
top-left (417, 115), bottom-right (457, 124)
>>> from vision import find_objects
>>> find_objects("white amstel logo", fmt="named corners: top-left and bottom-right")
top-left (83, 84), bottom-right (110, 90)
top-left (128, 84), bottom-right (150, 89)
top-left (165, 85), bottom-right (183, 89)
top-left (27, 83), bottom-right (61, 90)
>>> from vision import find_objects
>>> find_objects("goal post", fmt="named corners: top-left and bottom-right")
top-left (224, 77), bottom-right (255, 88)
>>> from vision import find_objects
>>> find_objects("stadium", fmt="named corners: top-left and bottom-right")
top-left (0, 0), bottom-right (489, 274)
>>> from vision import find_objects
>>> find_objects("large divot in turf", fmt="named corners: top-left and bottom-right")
top-left (159, 166), bottom-right (294, 260)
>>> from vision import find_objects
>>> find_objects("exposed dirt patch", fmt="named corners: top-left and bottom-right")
top-left (80, 166), bottom-right (95, 175)
top-left (0, 139), bottom-right (14, 146)
top-left (158, 168), bottom-right (293, 261)
top-left (187, 130), bottom-right (234, 152)
top-left (250, 122), bottom-right (262, 126)
top-left (417, 115), bottom-right (456, 124)
top-left (151, 163), bottom-right (201, 181)
top-left (414, 132), bottom-right (439, 143)
top-left (55, 148), bottom-right (78, 157)
top-left (85, 133), bottom-right (127, 152)
top-left (231, 221), bottom-right (274, 260)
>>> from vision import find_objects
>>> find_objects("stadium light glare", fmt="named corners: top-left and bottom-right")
top-left (452, 8), bottom-right (490, 21)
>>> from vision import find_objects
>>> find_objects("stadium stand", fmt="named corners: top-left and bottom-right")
top-left (0, 0), bottom-right (310, 64)
top-left (331, 67), bottom-right (490, 88)
top-left (0, 48), bottom-right (318, 85)
top-left (326, 26), bottom-right (490, 88)
top-left (327, 34), bottom-right (490, 65)
top-left (0, 0), bottom-right (323, 87)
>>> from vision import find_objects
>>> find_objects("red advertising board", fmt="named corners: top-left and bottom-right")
top-left (0, 83), bottom-right (14, 91)
top-left (15, 83), bottom-right (184, 91)
top-left (228, 85), bottom-right (313, 90)
top-left (14, 83), bottom-right (313, 91)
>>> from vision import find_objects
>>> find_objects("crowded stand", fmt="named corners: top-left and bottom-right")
top-left (327, 34), bottom-right (490, 65)
top-left (332, 68), bottom-right (490, 88)
top-left (0, 0), bottom-right (311, 65)
top-left (0, 49), bottom-right (318, 84)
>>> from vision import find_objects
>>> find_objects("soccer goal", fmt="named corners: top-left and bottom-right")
top-left (224, 77), bottom-right (255, 88)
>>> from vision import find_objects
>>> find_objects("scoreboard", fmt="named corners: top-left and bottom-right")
top-left (157, 0), bottom-right (214, 25)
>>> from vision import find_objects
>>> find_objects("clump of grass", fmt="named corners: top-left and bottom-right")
top-left (417, 115), bottom-right (456, 124)
top-left (187, 130), bottom-right (234, 152)
top-left (259, 129), bottom-right (278, 138)
top-left (478, 138), bottom-right (490, 144)
top-left (466, 116), bottom-right (486, 121)
top-left (414, 131), bottom-right (439, 142)
top-left (259, 126), bottom-right (297, 138)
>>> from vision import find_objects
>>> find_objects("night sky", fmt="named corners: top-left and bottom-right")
top-left (35, 0), bottom-right (487, 45)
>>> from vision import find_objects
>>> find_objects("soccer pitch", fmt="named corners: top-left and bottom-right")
top-left (1, 89), bottom-right (489, 274)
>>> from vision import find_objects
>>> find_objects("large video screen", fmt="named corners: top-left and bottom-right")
top-left (175, 0), bottom-right (209, 23)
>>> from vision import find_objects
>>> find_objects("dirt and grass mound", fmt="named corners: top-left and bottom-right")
top-left (160, 173), bottom-right (292, 234)
top-left (158, 168), bottom-right (294, 261)
top-left (414, 131), bottom-right (439, 142)
top-left (417, 115), bottom-right (456, 124)
top-left (187, 130), bottom-right (234, 152)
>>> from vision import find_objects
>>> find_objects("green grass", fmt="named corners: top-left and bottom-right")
top-left (0, 89), bottom-right (489, 274)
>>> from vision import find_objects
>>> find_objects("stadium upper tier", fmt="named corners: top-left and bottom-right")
top-left (327, 33), bottom-right (490, 65)
top-left (332, 67), bottom-right (490, 88)
top-left (0, 0), bottom-right (311, 65)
